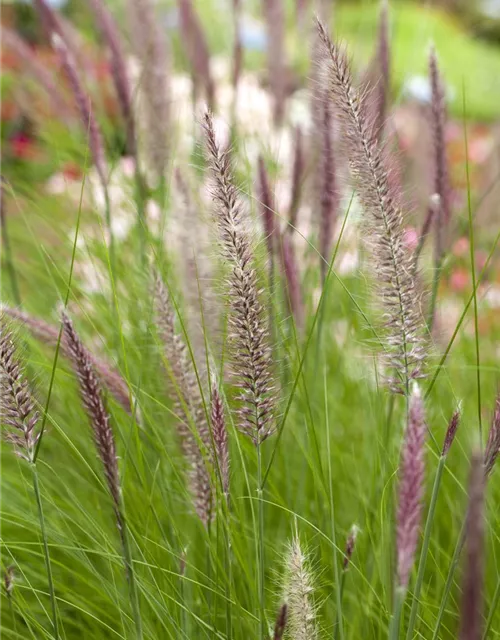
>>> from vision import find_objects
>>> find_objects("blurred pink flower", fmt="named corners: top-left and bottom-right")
top-left (475, 250), bottom-right (488, 272)
top-left (452, 237), bottom-right (469, 258)
top-left (404, 226), bottom-right (419, 252)
top-left (450, 268), bottom-right (469, 293)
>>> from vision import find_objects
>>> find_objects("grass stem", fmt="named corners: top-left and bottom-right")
top-left (257, 443), bottom-right (266, 640)
top-left (31, 464), bottom-right (59, 640)
top-left (389, 586), bottom-right (406, 640)
top-left (119, 512), bottom-right (143, 640)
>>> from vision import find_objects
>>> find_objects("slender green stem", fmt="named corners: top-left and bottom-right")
top-left (325, 368), bottom-right (344, 640)
top-left (334, 571), bottom-right (347, 640)
top-left (463, 101), bottom-right (482, 441)
top-left (406, 455), bottom-right (447, 640)
top-left (31, 465), bottom-right (59, 640)
top-left (389, 586), bottom-right (406, 640)
top-left (431, 524), bottom-right (466, 640)
top-left (0, 189), bottom-right (22, 306)
top-left (119, 512), bottom-right (143, 640)
top-left (257, 443), bottom-right (266, 640)
top-left (483, 573), bottom-right (500, 639)
top-left (224, 493), bottom-right (233, 640)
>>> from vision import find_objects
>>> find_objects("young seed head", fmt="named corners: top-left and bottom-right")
top-left (396, 384), bottom-right (427, 589)
top-left (210, 383), bottom-right (229, 496)
top-left (484, 393), bottom-right (500, 476)
top-left (283, 537), bottom-right (318, 640)
top-left (0, 323), bottom-right (40, 462)
top-left (273, 603), bottom-right (288, 640)
top-left (343, 524), bottom-right (360, 571)
top-left (61, 313), bottom-right (122, 529)
top-left (442, 405), bottom-right (461, 457)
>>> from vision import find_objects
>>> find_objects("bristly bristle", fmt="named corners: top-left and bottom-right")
top-left (484, 394), bottom-right (500, 476)
top-left (280, 233), bottom-right (304, 331)
top-left (126, 0), bottom-right (170, 181)
top-left (257, 155), bottom-right (278, 261)
top-left (51, 33), bottom-right (107, 189)
top-left (317, 21), bottom-right (426, 394)
top-left (154, 276), bottom-right (213, 525)
top-left (2, 306), bottom-right (133, 416)
top-left (441, 405), bottom-right (460, 457)
top-left (88, 0), bottom-right (136, 157)
top-left (288, 125), bottom-right (304, 232)
top-left (0, 322), bottom-right (40, 462)
top-left (396, 385), bottom-right (426, 589)
top-left (262, 0), bottom-right (287, 125)
top-left (203, 111), bottom-right (277, 446)
top-left (178, 0), bottom-right (216, 109)
top-left (273, 603), bottom-right (288, 640)
top-left (319, 89), bottom-right (337, 283)
top-left (61, 313), bottom-right (122, 530)
top-left (459, 451), bottom-right (485, 640)
top-left (283, 537), bottom-right (318, 640)
top-left (429, 47), bottom-right (451, 227)
top-left (210, 383), bottom-right (229, 496)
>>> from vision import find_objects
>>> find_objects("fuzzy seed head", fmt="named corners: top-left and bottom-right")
top-left (283, 537), bottom-right (318, 640)
top-left (0, 324), bottom-right (40, 462)
top-left (442, 405), bottom-right (461, 457)
top-left (210, 384), bottom-right (229, 496)
top-left (396, 384), bottom-right (427, 589)
top-left (203, 111), bottom-right (277, 445)
top-left (317, 21), bottom-right (426, 393)
top-left (154, 276), bottom-right (213, 525)
top-left (62, 313), bottom-right (122, 527)
top-left (484, 394), bottom-right (500, 477)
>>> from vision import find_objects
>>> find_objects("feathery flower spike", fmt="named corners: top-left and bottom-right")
top-left (88, 0), bottom-right (136, 157)
top-left (210, 383), bottom-right (229, 496)
top-left (319, 89), bottom-right (337, 282)
top-left (317, 21), bottom-right (426, 393)
top-left (459, 451), bottom-right (485, 640)
top-left (442, 405), bottom-right (461, 457)
top-left (283, 537), bottom-right (318, 640)
top-left (62, 313), bottom-right (122, 528)
top-left (429, 47), bottom-right (451, 227)
top-left (154, 276), bottom-right (213, 525)
top-left (0, 323), bottom-right (40, 462)
top-left (396, 384), bottom-right (427, 589)
top-left (273, 603), bottom-right (288, 640)
top-left (484, 393), bottom-right (500, 476)
top-left (343, 524), bottom-right (360, 571)
top-left (52, 33), bottom-right (107, 189)
top-left (257, 155), bottom-right (278, 261)
top-left (203, 111), bottom-right (277, 445)
top-left (288, 125), bottom-right (304, 232)
top-left (280, 233), bottom-right (304, 331)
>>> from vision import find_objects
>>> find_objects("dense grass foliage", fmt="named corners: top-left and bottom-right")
top-left (1, 2), bottom-right (500, 640)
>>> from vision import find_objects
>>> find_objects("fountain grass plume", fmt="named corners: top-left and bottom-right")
top-left (2, 306), bottom-right (133, 415)
top-left (62, 313), bottom-right (122, 524)
top-left (459, 451), bottom-right (485, 640)
top-left (203, 111), bottom-right (277, 445)
top-left (62, 311), bottom-right (143, 639)
top-left (88, 0), bottom-right (136, 157)
top-left (210, 383), bottom-right (229, 497)
top-left (319, 89), bottom-right (337, 283)
top-left (262, 0), bottom-right (287, 125)
top-left (375, 0), bottom-right (390, 140)
top-left (283, 537), bottom-right (318, 640)
top-left (52, 33), bottom-right (107, 190)
top-left (178, 0), bottom-right (215, 109)
top-left (390, 384), bottom-right (427, 639)
top-left (396, 384), bottom-right (426, 590)
top-left (154, 276), bottom-right (213, 525)
top-left (484, 393), bottom-right (500, 476)
top-left (0, 320), bottom-right (59, 638)
top-left (288, 125), bottom-right (304, 232)
top-left (429, 47), bottom-right (451, 227)
top-left (126, 0), bottom-right (170, 181)
top-left (273, 603), bottom-right (288, 640)
top-left (317, 20), bottom-right (426, 394)
top-left (0, 323), bottom-right (40, 462)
